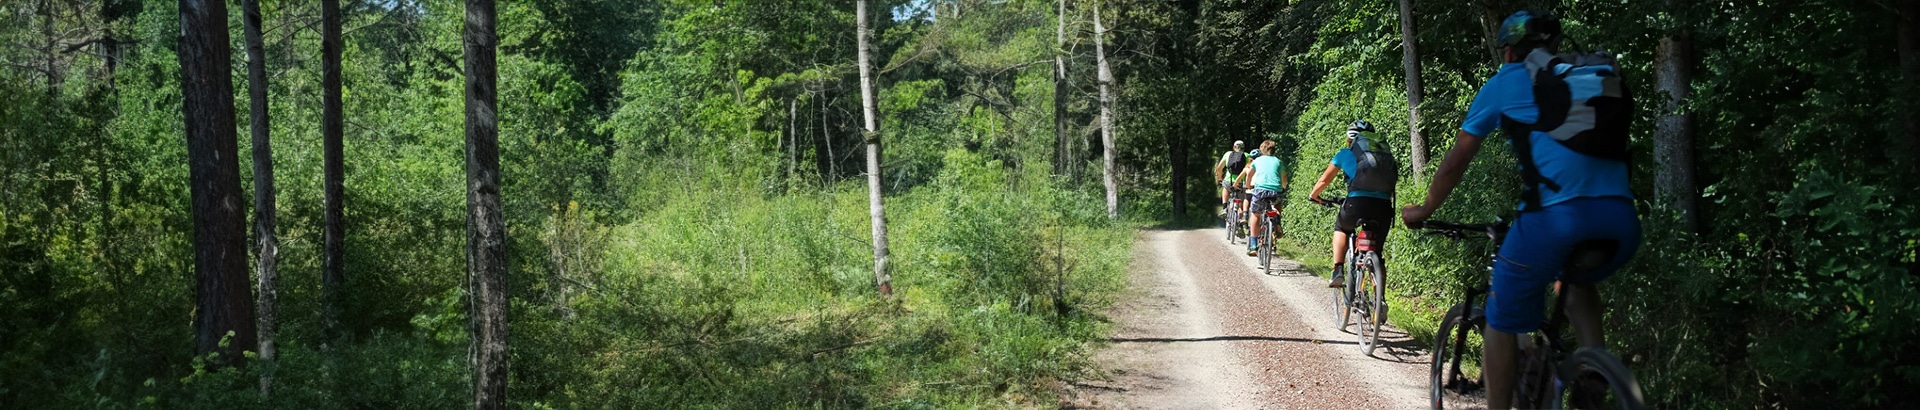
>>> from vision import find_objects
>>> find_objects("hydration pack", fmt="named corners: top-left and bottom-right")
top-left (1500, 48), bottom-right (1635, 209)
top-left (1346, 134), bottom-right (1399, 195)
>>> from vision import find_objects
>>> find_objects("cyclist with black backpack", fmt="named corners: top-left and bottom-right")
top-left (1308, 120), bottom-right (1399, 289)
top-left (1215, 140), bottom-right (1249, 208)
top-left (1398, 10), bottom-right (1642, 409)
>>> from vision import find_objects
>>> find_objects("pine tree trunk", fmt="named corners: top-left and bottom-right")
top-left (1654, 24), bottom-right (1699, 232)
top-left (1397, 0), bottom-right (1427, 178)
top-left (464, 0), bottom-right (510, 408)
top-left (177, 0), bottom-right (258, 369)
top-left (1054, 0), bottom-right (1070, 176)
top-left (242, 0), bottom-right (278, 394)
top-left (1095, 2), bottom-right (1118, 219)
top-left (857, 0), bottom-right (893, 297)
top-left (320, 0), bottom-right (346, 345)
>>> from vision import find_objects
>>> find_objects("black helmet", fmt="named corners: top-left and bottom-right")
top-left (1347, 120), bottom-right (1376, 133)
top-left (1498, 10), bottom-right (1562, 49)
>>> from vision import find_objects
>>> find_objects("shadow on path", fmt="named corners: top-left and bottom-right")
top-left (1109, 335), bottom-right (1360, 346)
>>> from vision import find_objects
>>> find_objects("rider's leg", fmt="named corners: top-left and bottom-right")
top-left (1331, 231), bottom-right (1349, 265)
top-left (1484, 329), bottom-right (1519, 410)
top-left (1564, 282), bottom-right (1605, 349)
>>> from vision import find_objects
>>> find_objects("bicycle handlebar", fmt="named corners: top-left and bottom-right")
top-left (1311, 196), bottom-right (1343, 208)
top-left (1414, 220), bottom-right (1509, 242)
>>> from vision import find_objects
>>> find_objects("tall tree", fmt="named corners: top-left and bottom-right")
top-left (856, 0), bottom-right (893, 297)
top-left (1053, 0), bottom-right (1070, 175)
top-left (177, 0), bottom-right (258, 368)
top-left (241, 0), bottom-right (279, 394)
top-left (1095, 1), bottom-right (1117, 219)
top-left (320, 0), bottom-right (346, 344)
top-left (1900, 0), bottom-right (1920, 161)
top-left (1654, 2), bottom-right (1698, 232)
top-left (1397, 0), bottom-right (1427, 178)
top-left (463, 0), bottom-right (510, 408)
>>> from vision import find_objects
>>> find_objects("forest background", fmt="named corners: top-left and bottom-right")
top-left (2, 0), bottom-right (1918, 408)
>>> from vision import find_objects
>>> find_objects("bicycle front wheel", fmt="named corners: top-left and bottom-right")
top-left (1431, 302), bottom-right (1485, 409)
top-left (1551, 348), bottom-right (1646, 410)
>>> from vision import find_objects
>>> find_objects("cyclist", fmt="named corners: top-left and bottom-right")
top-left (1398, 10), bottom-right (1641, 409)
top-left (1307, 120), bottom-right (1397, 289)
top-left (1236, 140), bottom-right (1287, 257)
top-left (1214, 140), bottom-right (1249, 208)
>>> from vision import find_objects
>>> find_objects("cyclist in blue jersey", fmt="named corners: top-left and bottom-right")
top-left (1398, 10), bottom-right (1642, 409)
top-left (1308, 120), bottom-right (1396, 288)
top-left (1237, 140), bottom-right (1288, 257)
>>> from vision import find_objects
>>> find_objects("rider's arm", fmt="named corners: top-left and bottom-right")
top-left (1213, 161), bottom-right (1224, 182)
top-left (1238, 166), bottom-right (1255, 189)
top-left (1307, 164), bottom-right (1340, 200)
top-left (1403, 130), bottom-right (1487, 224)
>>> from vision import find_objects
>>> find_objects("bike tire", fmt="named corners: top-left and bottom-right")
top-left (1430, 302), bottom-right (1483, 410)
top-left (1551, 348), bottom-right (1646, 410)
top-left (1363, 254), bottom-right (1385, 355)
top-left (1332, 273), bottom-right (1351, 331)
top-left (1224, 206), bottom-right (1235, 243)
top-left (1258, 220), bottom-right (1273, 272)
top-left (1354, 257), bottom-right (1377, 356)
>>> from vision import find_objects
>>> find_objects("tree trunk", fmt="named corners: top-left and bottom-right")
top-left (320, 0), bottom-right (346, 345)
top-left (177, 0), bottom-right (258, 369)
top-left (242, 0), bottom-right (278, 394)
top-left (1053, 0), bottom-right (1070, 176)
top-left (1900, 0), bottom-right (1920, 162)
top-left (1095, 2), bottom-right (1118, 219)
top-left (789, 98), bottom-right (798, 183)
top-left (856, 0), bottom-right (894, 297)
top-left (1654, 25), bottom-right (1699, 232)
top-left (464, 1), bottom-right (510, 407)
top-left (1397, 0), bottom-right (1427, 179)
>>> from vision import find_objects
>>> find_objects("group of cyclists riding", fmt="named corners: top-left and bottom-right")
top-left (1213, 10), bottom-right (1646, 409)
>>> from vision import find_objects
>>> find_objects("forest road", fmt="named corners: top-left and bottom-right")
top-left (1063, 228), bottom-right (1442, 409)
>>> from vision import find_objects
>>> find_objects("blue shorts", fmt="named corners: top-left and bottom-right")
top-left (1485, 197), bottom-right (1641, 334)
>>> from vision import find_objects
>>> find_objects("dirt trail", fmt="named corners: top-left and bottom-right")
top-left (1066, 228), bottom-right (1437, 409)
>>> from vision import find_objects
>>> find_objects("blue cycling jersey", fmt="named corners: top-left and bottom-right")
top-left (1330, 147), bottom-right (1392, 200)
top-left (1461, 63), bottom-right (1633, 209)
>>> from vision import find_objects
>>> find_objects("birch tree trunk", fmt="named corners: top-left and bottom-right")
top-left (1053, 0), bottom-right (1070, 176)
top-left (857, 0), bottom-right (893, 297)
top-left (1095, 2), bottom-right (1118, 219)
top-left (1654, 19), bottom-right (1699, 232)
top-left (1900, 0), bottom-right (1920, 161)
top-left (1397, 0), bottom-right (1427, 178)
top-left (463, 0), bottom-right (510, 407)
top-left (320, 0), bottom-right (346, 346)
top-left (242, 0), bottom-right (279, 394)
top-left (177, 0), bottom-right (258, 369)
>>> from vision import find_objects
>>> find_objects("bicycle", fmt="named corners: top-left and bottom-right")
top-left (1249, 195), bottom-right (1280, 273)
top-left (1417, 220), bottom-right (1645, 410)
top-left (1313, 196), bottom-right (1388, 356)
top-left (1224, 188), bottom-right (1248, 244)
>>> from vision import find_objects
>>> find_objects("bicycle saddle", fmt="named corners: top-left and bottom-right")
top-left (1565, 239), bottom-right (1620, 274)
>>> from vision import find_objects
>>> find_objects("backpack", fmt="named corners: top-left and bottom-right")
top-left (1500, 47), bottom-right (1635, 209)
top-left (1346, 134), bottom-right (1399, 194)
top-left (1224, 150), bottom-right (1247, 175)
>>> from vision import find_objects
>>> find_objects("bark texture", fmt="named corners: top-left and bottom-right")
top-left (1054, 0), bottom-right (1070, 175)
top-left (857, 0), bottom-right (894, 297)
top-left (242, 0), bottom-right (279, 393)
top-left (1095, 3), bottom-right (1118, 219)
top-left (177, 0), bottom-right (258, 367)
top-left (1397, 0), bottom-right (1427, 178)
top-left (464, 1), bottom-right (510, 407)
top-left (1655, 28), bottom-right (1699, 232)
top-left (321, 0), bottom-right (346, 344)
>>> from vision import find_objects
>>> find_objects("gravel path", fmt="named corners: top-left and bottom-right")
top-left (1066, 228), bottom-right (1440, 409)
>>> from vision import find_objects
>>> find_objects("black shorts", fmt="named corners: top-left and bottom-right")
top-left (1335, 196), bottom-right (1394, 236)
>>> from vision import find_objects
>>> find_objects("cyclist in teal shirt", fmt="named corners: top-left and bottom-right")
top-left (1237, 140), bottom-right (1288, 256)
top-left (1308, 120), bottom-right (1396, 288)
top-left (1399, 10), bottom-right (1642, 409)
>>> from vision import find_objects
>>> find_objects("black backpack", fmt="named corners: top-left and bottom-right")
top-left (1346, 135), bottom-right (1399, 194)
top-left (1224, 150), bottom-right (1247, 175)
top-left (1499, 48), bottom-right (1635, 210)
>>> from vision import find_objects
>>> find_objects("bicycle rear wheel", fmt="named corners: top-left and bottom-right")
top-left (1551, 348), bottom-right (1646, 410)
top-left (1354, 256), bottom-right (1379, 355)
top-left (1430, 302), bottom-right (1485, 409)
top-left (1359, 254), bottom-right (1385, 355)
top-left (1224, 205), bottom-right (1236, 243)
top-left (1258, 219), bottom-right (1273, 272)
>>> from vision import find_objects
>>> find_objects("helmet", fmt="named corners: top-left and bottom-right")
top-left (1246, 149), bottom-right (1260, 159)
top-left (1233, 140), bottom-right (1245, 148)
top-left (1347, 120), bottom-right (1375, 133)
top-left (1498, 10), bottom-right (1561, 49)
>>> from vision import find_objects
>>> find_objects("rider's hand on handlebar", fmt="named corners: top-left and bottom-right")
top-left (1400, 204), bottom-right (1433, 228)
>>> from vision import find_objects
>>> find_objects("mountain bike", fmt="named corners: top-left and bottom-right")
top-left (1418, 220), bottom-right (1645, 410)
top-left (1224, 188), bottom-right (1248, 244)
top-left (1314, 196), bottom-right (1387, 356)
top-left (1252, 197), bottom-right (1279, 273)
